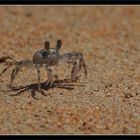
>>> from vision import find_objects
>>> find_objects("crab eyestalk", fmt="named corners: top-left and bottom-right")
top-left (44, 41), bottom-right (50, 51)
top-left (56, 39), bottom-right (62, 54)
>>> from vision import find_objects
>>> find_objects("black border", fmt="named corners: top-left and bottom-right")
top-left (1, 135), bottom-right (140, 140)
top-left (0, 0), bottom-right (140, 5)
top-left (0, 0), bottom-right (140, 139)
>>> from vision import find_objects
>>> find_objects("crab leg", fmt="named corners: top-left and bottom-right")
top-left (0, 56), bottom-right (14, 76)
top-left (71, 61), bottom-right (79, 80)
top-left (10, 65), bottom-right (21, 87)
top-left (79, 57), bottom-right (87, 78)
top-left (45, 66), bottom-right (54, 87)
top-left (0, 64), bottom-right (12, 76)
top-left (10, 60), bottom-right (33, 87)
top-left (35, 64), bottom-right (42, 93)
top-left (0, 56), bottom-right (12, 63)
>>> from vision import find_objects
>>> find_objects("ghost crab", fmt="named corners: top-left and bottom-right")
top-left (0, 39), bottom-right (87, 93)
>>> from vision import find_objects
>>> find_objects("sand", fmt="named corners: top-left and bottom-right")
top-left (0, 6), bottom-right (140, 134)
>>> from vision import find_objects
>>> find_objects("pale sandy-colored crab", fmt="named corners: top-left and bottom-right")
top-left (0, 40), bottom-right (87, 93)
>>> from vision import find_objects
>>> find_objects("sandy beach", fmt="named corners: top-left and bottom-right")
top-left (0, 6), bottom-right (140, 134)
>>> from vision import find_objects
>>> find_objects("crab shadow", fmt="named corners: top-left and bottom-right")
top-left (1, 79), bottom-right (85, 99)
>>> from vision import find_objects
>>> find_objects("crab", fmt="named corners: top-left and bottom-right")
top-left (0, 39), bottom-right (87, 93)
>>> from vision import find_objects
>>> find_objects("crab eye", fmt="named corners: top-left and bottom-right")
top-left (44, 41), bottom-right (50, 51)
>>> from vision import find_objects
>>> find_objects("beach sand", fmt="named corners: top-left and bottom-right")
top-left (0, 6), bottom-right (140, 134)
